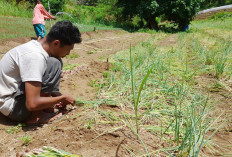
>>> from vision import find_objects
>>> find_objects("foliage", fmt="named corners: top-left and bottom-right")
top-left (165, 0), bottom-right (204, 30)
top-left (0, 0), bottom-right (32, 17)
top-left (201, 0), bottom-right (232, 9)
top-left (64, 3), bottom-right (121, 25)
top-left (6, 0), bottom-right (65, 13)
top-left (117, 0), bottom-right (205, 30)
top-left (41, 0), bottom-right (65, 14)
top-left (76, 0), bottom-right (98, 6)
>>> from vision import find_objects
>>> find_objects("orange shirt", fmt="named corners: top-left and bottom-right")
top-left (32, 4), bottom-right (52, 25)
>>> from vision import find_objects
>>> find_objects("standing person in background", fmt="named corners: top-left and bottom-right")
top-left (33, 0), bottom-right (56, 40)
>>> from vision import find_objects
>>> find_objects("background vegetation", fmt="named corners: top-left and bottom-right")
top-left (3, 0), bottom-right (232, 30)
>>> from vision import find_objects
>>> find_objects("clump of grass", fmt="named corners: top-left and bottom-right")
top-left (87, 51), bottom-right (93, 54)
top-left (214, 51), bottom-right (228, 79)
top-left (63, 64), bottom-right (78, 71)
top-left (162, 84), bottom-right (215, 156)
top-left (103, 71), bottom-right (109, 78)
top-left (85, 118), bottom-right (95, 129)
top-left (66, 53), bottom-right (79, 59)
top-left (6, 123), bottom-right (25, 134)
top-left (19, 135), bottom-right (32, 146)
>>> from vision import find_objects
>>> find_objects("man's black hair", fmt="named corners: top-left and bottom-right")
top-left (46, 20), bottom-right (82, 46)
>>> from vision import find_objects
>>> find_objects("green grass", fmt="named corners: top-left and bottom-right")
top-left (63, 63), bottom-right (78, 71)
top-left (0, 0), bottom-right (121, 40)
top-left (95, 18), bottom-right (232, 156)
top-left (0, 16), bottom-right (35, 39)
top-left (65, 53), bottom-right (79, 59)
top-left (0, 0), bottom-right (32, 18)
top-left (0, 15), bottom-right (121, 39)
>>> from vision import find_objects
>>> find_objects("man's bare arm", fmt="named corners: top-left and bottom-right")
top-left (25, 81), bottom-right (75, 111)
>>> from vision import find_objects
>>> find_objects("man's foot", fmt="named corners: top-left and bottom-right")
top-left (26, 111), bottom-right (62, 125)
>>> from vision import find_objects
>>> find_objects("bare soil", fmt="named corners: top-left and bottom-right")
top-left (0, 30), bottom-right (231, 157)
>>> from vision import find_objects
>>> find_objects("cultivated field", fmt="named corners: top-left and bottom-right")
top-left (0, 16), bottom-right (231, 157)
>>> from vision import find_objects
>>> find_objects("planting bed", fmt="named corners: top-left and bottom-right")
top-left (0, 29), bottom-right (231, 157)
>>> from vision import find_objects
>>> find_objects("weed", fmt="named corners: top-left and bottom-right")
top-left (6, 123), bottom-right (25, 134)
top-left (89, 80), bottom-right (107, 89)
top-left (87, 51), bottom-right (93, 54)
top-left (103, 71), bottom-right (109, 78)
top-left (63, 64), bottom-right (78, 71)
top-left (85, 118), bottom-right (95, 129)
top-left (19, 135), bottom-right (32, 146)
top-left (66, 53), bottom-right (79, 59)
top-left (89, 80), bottom-right (98, 88)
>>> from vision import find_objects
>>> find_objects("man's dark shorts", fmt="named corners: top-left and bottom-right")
top-left (7, 57), bottom-right (63, 122)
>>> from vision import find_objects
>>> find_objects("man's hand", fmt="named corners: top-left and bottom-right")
top-left (61, 95), bottom-right (75, 105)
top-left (54, 102), bottom-right (66, 110)
top-left (25, 81), bottom-right (75, 111)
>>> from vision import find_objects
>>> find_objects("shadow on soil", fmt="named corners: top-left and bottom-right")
top-left (0, 113), bottom-right (16, 126)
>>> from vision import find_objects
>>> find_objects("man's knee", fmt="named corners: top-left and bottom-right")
top-left (47, 57), bottom-right (63, 71)
top-left (41, 57), bottom-right (62, 93)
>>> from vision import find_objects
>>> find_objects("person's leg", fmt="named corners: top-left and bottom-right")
top-left (33, 24), bottom-right (40, 38)
top-left (8, 57), bottom-right (63, 123)
top-left (41, 57), bottom-right (63, 93)
top-left (7, 94), bottom-right (30, 122)
top-left (33, 24), bottom-right (46, 40)
top-left (26, 57), bottom-right (63, 124)
top-left (38, 24), bottom-right (46, 40)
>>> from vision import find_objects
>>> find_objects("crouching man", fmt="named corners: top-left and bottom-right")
top-left (0, 20), bottom-right (81, 124)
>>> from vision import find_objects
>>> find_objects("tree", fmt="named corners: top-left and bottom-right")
top-left (76, 0), bottom-right (98, 6)
top-left (117, 0), bottom-right (205, 30)
top-left (165, 0), bottom-right (204, 30)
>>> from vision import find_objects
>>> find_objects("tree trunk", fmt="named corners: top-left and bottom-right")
top-left (147, 16), bottom-right (159, 30)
